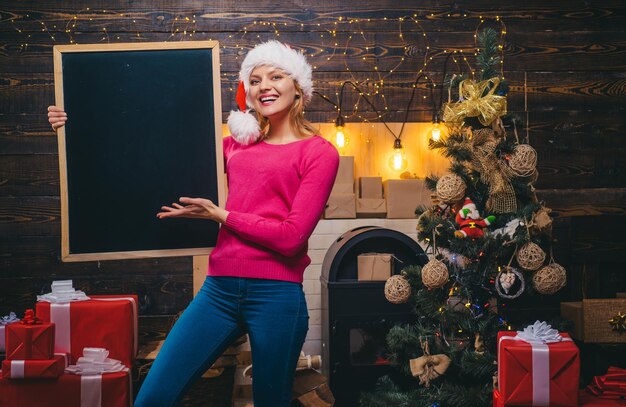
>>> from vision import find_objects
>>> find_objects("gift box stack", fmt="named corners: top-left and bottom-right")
top-left (383, 178), bottom-right (432, 219)
top-left (325, 156), bottom-right (356, 218)
top-left (356, 177), bottom-right (386, 218)
top-left (494, 321), bottom-right (580, 407)
top-left (0, 280), bottom-right (137, 407)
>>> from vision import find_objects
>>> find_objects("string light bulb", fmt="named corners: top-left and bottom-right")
top-left (430, 113), bottom-right (441, 141)
top-left (334, 115), bottom-right (348, 149)
top-left (388, 138), bottom-right (408, 172)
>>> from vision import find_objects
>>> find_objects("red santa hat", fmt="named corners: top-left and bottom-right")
top-left (227, 40), bottom-right (314, 145)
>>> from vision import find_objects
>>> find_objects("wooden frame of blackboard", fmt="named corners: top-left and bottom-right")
top-left (53, 41), bottom-right (225, 262)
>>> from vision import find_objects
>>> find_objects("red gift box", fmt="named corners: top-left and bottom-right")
top-left (497, 330), bottom-right (580, 406)
top-left (580, 390), bottom-right (626, 406)
top-left (5, 321), bottom-right (55, 360)
top-left (35, 295), bottom-right (138, 367)
top-left (493, 389), bottom-right (504, 407)
top-left (1, 354), bottom-right (66, 379)
top-left (0, 370), bottom-right (131, 407)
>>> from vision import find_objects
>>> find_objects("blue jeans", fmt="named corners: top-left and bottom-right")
top-left (135, 276), bottom-right (309, 407)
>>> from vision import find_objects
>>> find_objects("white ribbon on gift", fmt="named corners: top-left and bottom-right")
top-left (44, 296), bottom-right (138, 364)
top-left (66, 348), bottom-right (132, 407)
top-left (37, 279), bottom-right (90, 304)
top-left (0, 312), bottom-right (20, 352)
top-left (498, 321), bottom-right (572, 406)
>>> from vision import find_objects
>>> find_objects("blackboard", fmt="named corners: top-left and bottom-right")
top-left (53, 41), bottom-right (225, 261)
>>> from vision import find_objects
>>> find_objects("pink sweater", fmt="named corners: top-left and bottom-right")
top-left (208, 135), bottom-right (340, 283)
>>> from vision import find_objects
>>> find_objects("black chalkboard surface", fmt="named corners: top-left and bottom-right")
top-left (53, 41), bottom-right (225, 261)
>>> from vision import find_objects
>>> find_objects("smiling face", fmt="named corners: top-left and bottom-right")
top-left (248, 65), bottom-right (298, 120)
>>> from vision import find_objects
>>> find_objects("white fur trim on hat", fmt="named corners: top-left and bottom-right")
top-left (227, 110), bottom-right (261, 145)
top-left (239, 40), bottom-right (313, 106)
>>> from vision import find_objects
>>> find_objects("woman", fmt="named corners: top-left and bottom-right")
top-left (49, 40), bottom-right (340, 407)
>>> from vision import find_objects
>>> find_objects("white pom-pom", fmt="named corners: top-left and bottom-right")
top-left (227, 110), bottom-right (262, 145)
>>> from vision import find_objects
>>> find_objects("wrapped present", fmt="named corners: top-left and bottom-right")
top-left (579, 389), bottom-right (626, 406)
top-left (587, 366), bottom-right (626, 399)
top-left (383, 179), bottom-right (432, 218)
top-left (330, 182), bottom-right (354, 195)
top-left (36, 295), bottom-right (138, 367)
top-left (561, 299), bottom-right (626, 343)
top-left (0, 370), bottom-right (131, 407)
top-left (324, 194), bottom-right (356, 219)
top-left (335, 156), bottom-right (354, 184)
top-left (0, 312), bottom-right (20, 352)
top-left (356, 198), bottom-right (386, 218)
top-left (359, 177), bottom-right (383, 199)
top-left (497, 321), bottom-right (580, 407)
top-left (5, 310), bottom-right (55, 360)
top-left (493, 389), bottom-right (504, 407)
top-left (357, 253), bottom-right (393, 281)
top-left (2, 354), bottom-right (66, 379)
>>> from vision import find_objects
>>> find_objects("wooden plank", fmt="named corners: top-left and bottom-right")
top-left (0, 236), bottom-right (192, 277)
top-left (537, 188), bottom-right (626, 217)
top-left (2, 71), bottom-right (625, 116)
top-left (1, 1), bottom-right (624, 32)
top-left (0, 273), bottom-right (193, 316)
top-left (1, 30), bottom-right (625, 73)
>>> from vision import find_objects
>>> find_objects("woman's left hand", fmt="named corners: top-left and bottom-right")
top-left (157, 197), bottom-right (229, 223)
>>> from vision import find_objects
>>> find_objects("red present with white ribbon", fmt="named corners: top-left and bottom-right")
top-left (5, 310), bottom-right (55, 360)
top-left (0, 348), bottom-right (131, 407)
top-left (35, 295), bottom-right (138, 367)
top-left (1, 354), bottom-right (67, 379)
top-left (0, 312), bottom-right (20, 352)
top-left (497, 321), bottom-right (580, 406)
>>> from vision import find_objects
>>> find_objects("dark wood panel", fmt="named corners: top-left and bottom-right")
top-left (0, 154), bottom-right (59, 195)
top-left (1, 1), bottom-right (624, 32)
top-left (3, 71), bottom-right (624, 116)
top-left (0, 273), bottom-right (193, 316)
top-left (0, 196), bottom-right (59, 236)
top-left (1, 30), bottom-right (625, 73)
top-left (0, 236), bottom-right (193, 277)
top-left (537, 188), bottom-right (626, 217)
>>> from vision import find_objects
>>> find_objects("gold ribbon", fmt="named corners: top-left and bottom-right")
top-left (409, 354), bottom-right (451, 387)
top-left (609, 311), bottom-right (626, 333)
top-left (443, 78), bottom-right (507, 127)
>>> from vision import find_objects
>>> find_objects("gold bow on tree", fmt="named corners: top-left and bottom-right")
top-left (443, 78), bottom-right (507, 127)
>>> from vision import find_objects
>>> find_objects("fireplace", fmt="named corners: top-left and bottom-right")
top-left (320, 226), bottom-right (428, 406)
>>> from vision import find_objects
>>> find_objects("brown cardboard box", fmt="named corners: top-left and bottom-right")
top-left (324, 194), bottom-right (356, 219)
top-left (561, 299), bottom-right (626, 343)
top-left (330, 182), bottom-right (354, 195)
top-left (335, 156), bottom-right (354, 184)
top-left (359, 177), bottom-right (383, 199)
top-left (356, 198), bottom-right (386, 218)
top-left (357, 253), bottom-right (393, 281)
top-left (617, 293), bottom-right (626, 299)
top-left (383, 179), bottom-right (432, 218)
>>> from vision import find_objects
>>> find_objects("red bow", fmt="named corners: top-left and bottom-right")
top-left (20, 309), bottom-right (41, 325)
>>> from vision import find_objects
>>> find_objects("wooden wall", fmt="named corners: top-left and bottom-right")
top-left (1, 1), bottom-right (625, 339)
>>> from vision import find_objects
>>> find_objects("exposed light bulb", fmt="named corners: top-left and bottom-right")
top-left (334, 115), bottom-right (348, 149)
top-left (431, 113), bottom-right (441, 141)
top-left (388, 138), bottom-right (408, 171)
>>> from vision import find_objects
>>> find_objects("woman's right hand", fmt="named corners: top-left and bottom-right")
top-left (48, 106), bottom-right (67, 130)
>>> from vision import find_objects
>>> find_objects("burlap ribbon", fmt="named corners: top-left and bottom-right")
top-left (443, 78), bottom-right (507, 127)
top-left (409, 354), bottom-right (452, 387)
top-left (469, 128), bottom-right (517, 213)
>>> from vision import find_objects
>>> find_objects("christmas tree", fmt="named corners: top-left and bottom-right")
top-left (361, 28), bottom-right (567, 407)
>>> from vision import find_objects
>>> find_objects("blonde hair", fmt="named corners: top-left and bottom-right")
top-left (257, 81), bottom-right (317, 139)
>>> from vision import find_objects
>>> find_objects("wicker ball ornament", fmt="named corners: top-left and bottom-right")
top-left (508, 144), bottom-right (538, 177)
top-left (532, 263), bottom-right (567, 295)
top-left (385, 275), bottom-right (412, 304)
top-left (436, 174), bottom-right (466, 204)
top-left (516, 242), bottom-right (546, 271)
top-left (422, 259), bottom-right (449, 289)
